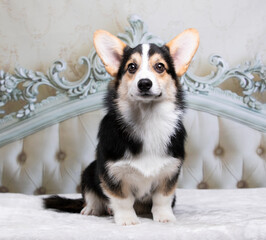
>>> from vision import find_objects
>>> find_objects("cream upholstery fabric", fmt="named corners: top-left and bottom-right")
top-left (0, 109), bottom-right (265, 194)
top-left (179, 110), bottom-right (266, 189)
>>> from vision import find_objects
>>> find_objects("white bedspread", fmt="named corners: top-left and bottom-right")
top-left (1, 188), bottom-right (266, 240)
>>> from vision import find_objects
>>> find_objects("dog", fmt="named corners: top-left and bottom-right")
top-left (44, 28), bottom-right (199, 226)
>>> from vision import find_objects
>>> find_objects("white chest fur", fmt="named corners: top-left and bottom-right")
top-left (121, 100), bottom-right (181, 154)
top-left (107, 100), bottom-right (182, 199)
top-left (107, 158), bottom-right (181, 200)
top-left (118, 100), bottom-right (181, 176)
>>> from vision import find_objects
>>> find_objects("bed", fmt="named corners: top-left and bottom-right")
top-left (0, 15), bottom-right (265, 239)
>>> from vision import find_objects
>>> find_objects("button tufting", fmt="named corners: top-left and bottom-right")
top-left (34, 187), bottom-right (46, 195)
top-left (237, 180), bottom-right (248, 188)
top-left (57, 151), bottom-right (66, 161)
top-left (0, 186), bottom-right (9, 193)
top-left (257, 147), bottom-right (264, 156)
top-left (17, 152), bottom-right (27, 164)
top-left (197, 182), bottom-right (208, 189)
top-left (215, 146), bottom-right (223, 156)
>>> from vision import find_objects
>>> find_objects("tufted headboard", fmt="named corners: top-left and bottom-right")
top-left (0, 15), bottom-right (265, 195)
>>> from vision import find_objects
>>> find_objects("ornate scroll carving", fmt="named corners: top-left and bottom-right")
top-left (0, 15), bottom-right (265, 147)
top-left (181, 54), bottom-right (265, 111)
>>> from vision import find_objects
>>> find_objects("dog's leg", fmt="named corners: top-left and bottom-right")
top-left (109, 194), bottom-right (140, 226)
top-left (100, 165), bottom-right (140, 225)
top-left (152, 192), bottom-right (176, 223)
top-left (151, 164), bottom-right (181, 223)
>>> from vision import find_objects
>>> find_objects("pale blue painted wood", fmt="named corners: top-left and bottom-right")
top-left (0, 92), bottom-right (105, 147)
top-left (0, 15), bottom-right (265, 147)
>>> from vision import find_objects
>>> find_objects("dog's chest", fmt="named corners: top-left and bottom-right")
top-left (117, 101), bottom-right (181, 177)
top-left (126, 101), bottom-right (180, 156)
top-left (107, 101), bottom-right (181, 198)
top-left (108, 102), bottom-right (181, 199)
top-left (108, 157), bottom-right (181, 200)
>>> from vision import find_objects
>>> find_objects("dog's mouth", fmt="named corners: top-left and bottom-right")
top-left (140, 92), bottom-right (162, 97)
top-left (132, 92), bottom-right (162, 101)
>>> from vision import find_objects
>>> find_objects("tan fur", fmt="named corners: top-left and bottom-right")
top-left (116, 52), bottom-right (142, 98)
top-left (93, 30), bottom-right (126, 77)
top-left (100, 175), bottom-right (135, 200)
top-left (148, 53), bottom-right (168, 72)
top-left (116, 54), bottom-right (141, 106)
top-left (123, 53), bottom-right (142, 73)
top-left (100, 176), bottom-right (126, 199)
top-left (159, 178), bottom-right (178, 196)
top-left (148, 53), bottom-right (177, 101)
top-left (166, 28), bottom-right (199, 76)
top-left (116, 74), bottom-right (131, 102)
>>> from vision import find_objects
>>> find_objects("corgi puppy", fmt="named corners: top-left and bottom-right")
top-left (44, 28), bottom-right (199, 225)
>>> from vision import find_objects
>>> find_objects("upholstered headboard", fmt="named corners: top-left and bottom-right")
top-left (0, 15), bottom-right (265, 194)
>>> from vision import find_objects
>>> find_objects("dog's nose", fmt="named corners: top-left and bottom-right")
top-left (138, 79), bottom-right (152, 92)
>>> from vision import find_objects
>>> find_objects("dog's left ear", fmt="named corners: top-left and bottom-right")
top-left (94, 30), bottom-right (126, 77)
top-left (166, 28), bottom-right (199, 77)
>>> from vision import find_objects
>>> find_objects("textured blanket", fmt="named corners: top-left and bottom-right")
top-left (1, 188), bottom-right (266, 240)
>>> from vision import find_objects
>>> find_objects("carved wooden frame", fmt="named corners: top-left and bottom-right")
top-left (0, 15), bottom-right (265, 147)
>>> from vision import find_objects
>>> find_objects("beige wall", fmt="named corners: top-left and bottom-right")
top-left (0, 0), bottom-right (265, 109)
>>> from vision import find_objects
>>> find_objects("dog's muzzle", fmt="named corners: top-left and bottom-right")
top-left (135, 78), bottom-right (162, 100)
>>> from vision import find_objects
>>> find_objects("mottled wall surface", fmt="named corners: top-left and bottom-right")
top-left (0, 0), bottom-right (265, 111)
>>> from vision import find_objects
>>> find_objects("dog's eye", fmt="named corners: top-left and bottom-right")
top-left (154, 63), bottom-right (165, 73)
top-left (128, 63), bottom-right (137, 74)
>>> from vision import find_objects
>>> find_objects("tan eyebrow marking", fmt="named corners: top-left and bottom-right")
top-left (149, 53), bottom-right (168, 70)
top-left (124, 52), bottom-right (142, 71)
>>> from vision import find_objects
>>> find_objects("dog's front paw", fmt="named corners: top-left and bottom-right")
top-left (81, 206), bottom-right (93, 215)
top-left (152, 209), bottom-right (176, 223)
top-left (81, 206), bottom-right (101, 216)
top-left (115, 211), bottom-right (140, 226)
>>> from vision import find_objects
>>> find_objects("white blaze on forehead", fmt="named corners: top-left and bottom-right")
top-left (135, 44), bottom-right (160, 94)
top-left (140, 44), bottom-right (150, 71)
top-left (137, 44), bottom-right (153, 80)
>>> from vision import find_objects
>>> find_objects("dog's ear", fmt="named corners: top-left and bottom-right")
top-left (93, 30), bottom-right (126, 77)
top-left (166, 29), bottom-right (199, 77)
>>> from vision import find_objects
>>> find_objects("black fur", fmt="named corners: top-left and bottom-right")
top-left (44, 195), bottom-right (84, 213)
top-left (81, 160), bottom-right (107, 200)
top-left (98, 88), bottom-right (143, 161)
top-left (43, 42), bottom-right (186, 217)
top-left (171, 195), bottom-right (176, 208)
top-left (167, 119), bottom-right (186, 160)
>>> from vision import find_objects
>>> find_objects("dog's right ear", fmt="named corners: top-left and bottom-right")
top-left (93, 30), bottom-right (126, 77)
top-left (166, 29), bottom-right (199, 77)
